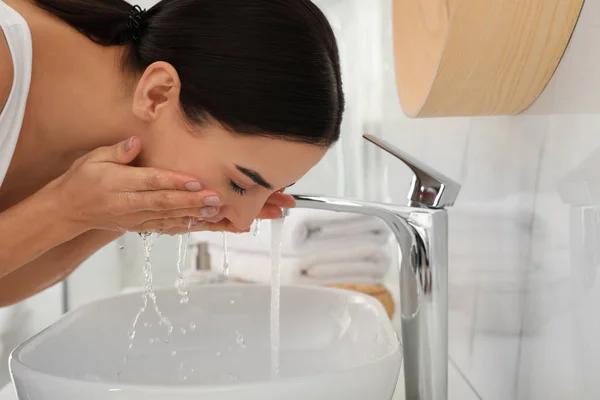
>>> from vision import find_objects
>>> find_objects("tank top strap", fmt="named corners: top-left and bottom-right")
top-left (0, 0), bottom-right (32, 188)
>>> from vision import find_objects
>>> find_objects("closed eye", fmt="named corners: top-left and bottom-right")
top-left (229, 180), bottom-right (247, 196)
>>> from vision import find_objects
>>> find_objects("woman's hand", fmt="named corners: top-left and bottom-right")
top-left (258, 190), bottom-right (296, 218)
top-left (46, 137), bottom-right (222, 234)
top-left (161, 189), bottom-right (297, 235)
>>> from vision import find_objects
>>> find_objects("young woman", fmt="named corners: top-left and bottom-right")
top-left (0, 0), bottom-right (344, 304)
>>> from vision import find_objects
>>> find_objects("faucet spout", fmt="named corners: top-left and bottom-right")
top-left (291, 194), bottom-right (449, 400)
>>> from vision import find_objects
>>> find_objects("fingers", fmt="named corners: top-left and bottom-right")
top-left (160, 219), bottom-right (248, 236)
top-left (129, 205), bottom-right (221, 222)
top-left (266, 192), bottom-right (295, 208)
top-left (85, 138), bottom-right (204, 192)
top-left (117, 166), bottom-right (205, 193)
top-left (197, 220), bottom-right (249, 234)
top-left (254, 192), bottom-right (293, 220)
top-left (135, 216), bottom-right (199, 232)
top-left (86, 136), bottom-right (142, 165)
top-left (257, 204), bottom-right (284, 219)
top-left (118, 190), bottom-right (222, 213)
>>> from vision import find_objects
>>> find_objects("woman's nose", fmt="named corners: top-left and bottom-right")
top-left (220, 198), bottom-right (264, 231)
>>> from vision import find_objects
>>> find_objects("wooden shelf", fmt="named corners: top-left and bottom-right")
top-left (392, 0), bottom-right (585, 117)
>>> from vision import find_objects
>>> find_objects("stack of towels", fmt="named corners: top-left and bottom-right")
top-left (189, 209), bottom-right (393, 286)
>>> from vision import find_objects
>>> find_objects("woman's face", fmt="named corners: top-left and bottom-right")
top-left (129, 62), bottom-right (328, 230)
top-left (138, 116), bottom-right (326, 231)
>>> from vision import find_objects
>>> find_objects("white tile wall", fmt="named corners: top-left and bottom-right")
top-left (369, 0), bottom-right (600, 398)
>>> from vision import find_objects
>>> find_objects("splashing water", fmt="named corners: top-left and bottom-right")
top-left (175, 220), bottom-right (193, 305)
top-left (118, 232), bottom-right (174, 379)
top-left (236, 330), bottom-right (246, 349)
top-left (270, 217), bottom-right (286, 379)
top-left (222, 232), bottom-right (229, 277)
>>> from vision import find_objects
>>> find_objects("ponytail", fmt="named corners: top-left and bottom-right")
top-left (34, 0), bottom-right (143, 46)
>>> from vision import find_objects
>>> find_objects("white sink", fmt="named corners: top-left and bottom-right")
top-left (9, 285), bottom-right (402, 399)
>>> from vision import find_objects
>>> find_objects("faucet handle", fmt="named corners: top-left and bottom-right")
top-left (363, 134), bottom-right (461, 209)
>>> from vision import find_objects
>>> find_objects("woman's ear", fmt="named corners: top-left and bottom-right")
top-left (131, 61), bottom-right (181, 121)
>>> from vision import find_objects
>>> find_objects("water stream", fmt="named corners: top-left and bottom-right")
top-left (222, 232), bottom-right (229, 277)
top-left (175, 220), bottom-right (193, 305)
top-left (119, 215), bottom-right (286, 382)
top-left (270, 217), bottom-right (285, 378)
top-left (118, 231), bottom-right (173, 379)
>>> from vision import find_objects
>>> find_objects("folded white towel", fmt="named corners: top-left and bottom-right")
top-left (297, 236), bottom-right (392, 269)
top-left (208, 246), bottom-right (302, 284)
top-left (190, 209), bottom-right (390, 256)
top-left (286, 209), bottom-right (390, 249)
top-left (304, 261), bottom-right (389, 279)
top-left (208, 242), bottom-right (391, 284)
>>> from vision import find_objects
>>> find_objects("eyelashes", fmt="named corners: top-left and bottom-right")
top-left (229, 180), bottom-right (247, 196)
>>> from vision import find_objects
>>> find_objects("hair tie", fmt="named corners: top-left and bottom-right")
top-left (128, 5), bottom-right (146, 42)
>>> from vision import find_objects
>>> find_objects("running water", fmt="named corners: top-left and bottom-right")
top-left (118, 232), bottom-right (174, 379)
top-left (222, 232), bottom-right (229, 276)
top-left (175, 220), bottom-right (193, 305)
top-left (270, 217), bottom-right (286, 379)
top-left (252, 219), bottom-right (262, 236)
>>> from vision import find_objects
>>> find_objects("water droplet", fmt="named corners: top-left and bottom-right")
top-left (171, 350), bottom-right (177, 356)
top-left (119, 245), bottom-right (125, 250)
top-left (143, 322), bottom-right (149, 328)
top-left (176, 224), bottom-right (192, 305)
top-left (222, 232), bottom-right (229, 276)
top-left (236, 331), bottom-right (246, 348)
top-left (183, 376), bottom-right (188, 381)
top-left (375, 333), bottom-right (383, 344)
top-left (180, 328), bottom-right (187, 335)
top-left (229, 300), bottom-right (235, 305)
top-left (216, 352), bottom-right (221, 356)
top-left (149, 338), bottom-right (155, 344)
top-left (252, 219), bottom-right (262, 236)
top-left (189, 322), bottom-right (196, 331)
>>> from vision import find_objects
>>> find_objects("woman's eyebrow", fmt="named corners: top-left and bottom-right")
top-left (236, 165), bottom-right (273, 189)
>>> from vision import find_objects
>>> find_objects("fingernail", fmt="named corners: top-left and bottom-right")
top-left (185, 181), bottom-right (202, 192)
top-left (204, 196), bottom-right (222, 206)
top-left (200, 207), bottom-right (218, 217)
top-left (192, 218), bottom-right (205, 225)
top-left (125, 136), bottom-right (136, 152)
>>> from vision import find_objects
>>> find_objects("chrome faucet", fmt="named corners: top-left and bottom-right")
top-left (290, 134), bottom-right (461, 400)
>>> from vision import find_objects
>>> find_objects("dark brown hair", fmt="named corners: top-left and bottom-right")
top-left (34, 0), bottom-right (345, 147)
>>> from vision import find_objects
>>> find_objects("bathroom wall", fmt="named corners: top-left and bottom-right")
top-left (341, 0), bottom-right (600, 399)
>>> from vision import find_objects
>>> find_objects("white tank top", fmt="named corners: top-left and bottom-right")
top-left (0, 1), bottom-right (32, 188)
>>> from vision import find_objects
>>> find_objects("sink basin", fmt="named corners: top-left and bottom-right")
top-left (10, 284), bottom-right (402, 399)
